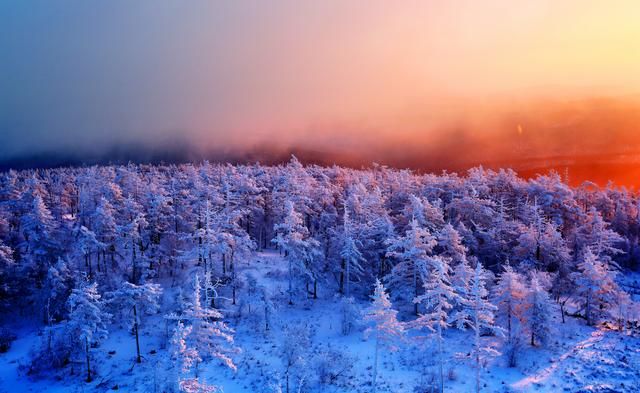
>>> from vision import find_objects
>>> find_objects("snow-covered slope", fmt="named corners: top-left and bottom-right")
top-left (2, 251), bottom-right (639, 393)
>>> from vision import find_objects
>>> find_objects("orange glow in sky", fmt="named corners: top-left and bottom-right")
top-left (2, 1), bottom-right (640, 184)
top-left (191, 0), bottom-right (640, 141)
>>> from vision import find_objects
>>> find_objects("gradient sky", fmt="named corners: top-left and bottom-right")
top-left (2, 1), bottom-right (640, 166)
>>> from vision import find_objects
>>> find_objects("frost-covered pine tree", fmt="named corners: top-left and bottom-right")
top-left (239, 272), bottom-right (274, 334)
top-left (108, 282), bottom-right (162, 363)
top-left (72, 225), bottom-right (104, 279)
top-left (20, 194), bottom-right (58, 287)
top-left (272, 199), bottom-right (320, 305)
top-left (0, 239), bottom-right (13, 268)
top-left (363, 279), bottom-right (405, 393)
top-left (226, 225), bottom-right (255, 306)
top-left (44, 257), bottom-right (73, 324)
top-left (492, 265), bottom-right (526, 367)
top-left (184, 275), bottom-right (237, 376)
top-left (118, 197), bottom-right (149, 284)
top-left (339, 207), bottom-right (364, 298)
top-left (240, 272), bottom-right (260, 317)
top-left (465, 262), bottom-right (501, 393)
top-left (439, 223), bottom-right (474, 328)
top-left (571, 248), bottom-right (620, 326)
top-left (449, 257), bottom-right (474, 329)
top-left (65, 282), bottom-right (110, 382)
top-left (437, 223), bottom-right (468, 266)
top-left (280, 322), bottom-right (313, 393)
top-left (260, 286), bottom-right (276, 333)
top-left (92, 197), bottom-right (118, 244)
top-left (401, 195), bottom-right (445, 233)
top-left (357, 187), bottom-right (395, 278)
top-left (0, 234), bottom-right (14, 304)
top-left (402, 195), bottom-right (428, 229)
top-left (412, 253), bottom-right (457, 393)
top-left (91, 196), bottom-right (118, 274)
top-left (612, 290), bottom-right (633, 332)
top-left (339, 296), bottom-right (360, 336)
top-left (171, 321), bottom-right (205, 393)
top-left (386, 218), bottom-right (437, 315)
top-left (575, 207), bottom-right (624, 265)
top-left (523, 274), bottom-right (552, 346)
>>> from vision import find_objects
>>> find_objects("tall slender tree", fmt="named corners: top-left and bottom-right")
top-left (363, 279), bottom-right (405, 393)
top-left (493, 265), bottom-right (527, 367)
top-left (272, 200), bottom-right (320, 305)
top-left (66, 282), bottom-right (110, 382)
top-left (466, 262), bottom-right (502, 393)
top-left (386, 218), bottom-right (437, 315)
top-left (571, 248), bottom-right (620, 326)
top-left (523, 274), bottom-right (552, 346)
top-left (108, 282), bottom-right (162, 363)
top-left (340, 207), bottom-right (364, 298)
top-left (412, 253), bottom-right (458, 393)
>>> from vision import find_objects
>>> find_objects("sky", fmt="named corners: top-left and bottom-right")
top-left (2, 1), bottom-right (640, 180)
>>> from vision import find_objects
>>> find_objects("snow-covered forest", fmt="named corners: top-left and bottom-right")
top-left (0, 157), bottom-right (639, 393)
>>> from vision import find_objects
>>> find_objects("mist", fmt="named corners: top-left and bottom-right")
top-left (2, 1), bottom-right (640, 184)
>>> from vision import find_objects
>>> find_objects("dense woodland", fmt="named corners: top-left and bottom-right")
top-left (0, 157), bottom-right (639, 393)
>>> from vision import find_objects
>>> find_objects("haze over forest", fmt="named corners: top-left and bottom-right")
top-left (2, 1), bottom-right (640, 186)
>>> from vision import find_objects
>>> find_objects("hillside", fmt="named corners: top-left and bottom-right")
top-left (0, 160), bottom-right (639, 392)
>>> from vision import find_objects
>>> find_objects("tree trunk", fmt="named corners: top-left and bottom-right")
top-left (86, 254), bottom-right (92, 279)
top-left (85, 337), bottom-right (92, 382)
top-left (132, 245), bottom-right (137, 284)
top-left (346, 257), bottom-right (351, 298)
top-left (288, 258), bottom-right (293, 305)
top-left (507, 301), bottom-right (512, 342)
top-left (134, 305), bottom-right (141, 363)
top-left (339, 259), bottom-right (345, 295)
top-left (475, 330), bottom-right (481, 393)
top-left (372, 336), bottom-right (379, 393)
top-left (531, 331), bottom-right (535, 346)
top-left (286, 369), bottom-right (290, 393)
top-left (231, 250), bottom-right (236, 305)
top-left (414, 268), bottom-right (419, 316)
top-left (222, 253), bottom-right (226, 275)
top-left (586, 292), bottom-right (592, 326)
top-left (438, 323), bottom-right (444, 393)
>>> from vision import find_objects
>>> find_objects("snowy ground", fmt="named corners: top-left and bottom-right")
top-left (1, 251), bottom-right (639, 393)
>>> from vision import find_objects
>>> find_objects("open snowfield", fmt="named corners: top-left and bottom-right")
top-left (2, 251), bottom-right (638, 393)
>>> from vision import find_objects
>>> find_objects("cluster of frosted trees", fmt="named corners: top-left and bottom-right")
top-left (0, 157), bottom-right (638, 390)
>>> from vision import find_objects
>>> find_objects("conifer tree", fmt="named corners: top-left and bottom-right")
top-left (466, 262), bottom-right (501, 393)
top-left (66, 282), bottom-right (110, 382)
top-left (386, 218), bottom-right (436, 315)
top-left (363, 279), bottom-right (405, 393)
top-left (272, 200), bottom-right (320, 305)
top-left (493, 265), bottom-right (527, 367)
top-left (524, 274), bottom-right (553, 346)
top-left (184, 275), bottom-right (236, 375)
top-left (571, 248), bottom-right (620, 326)
top-left (412, 253), bottom-right (457, 393)
top-left (340, 207), bottom-right (364, 298)
top-left (108, 282), bottom-right (162, 363)
top-left (171, 321), bottom-right (205, 393)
